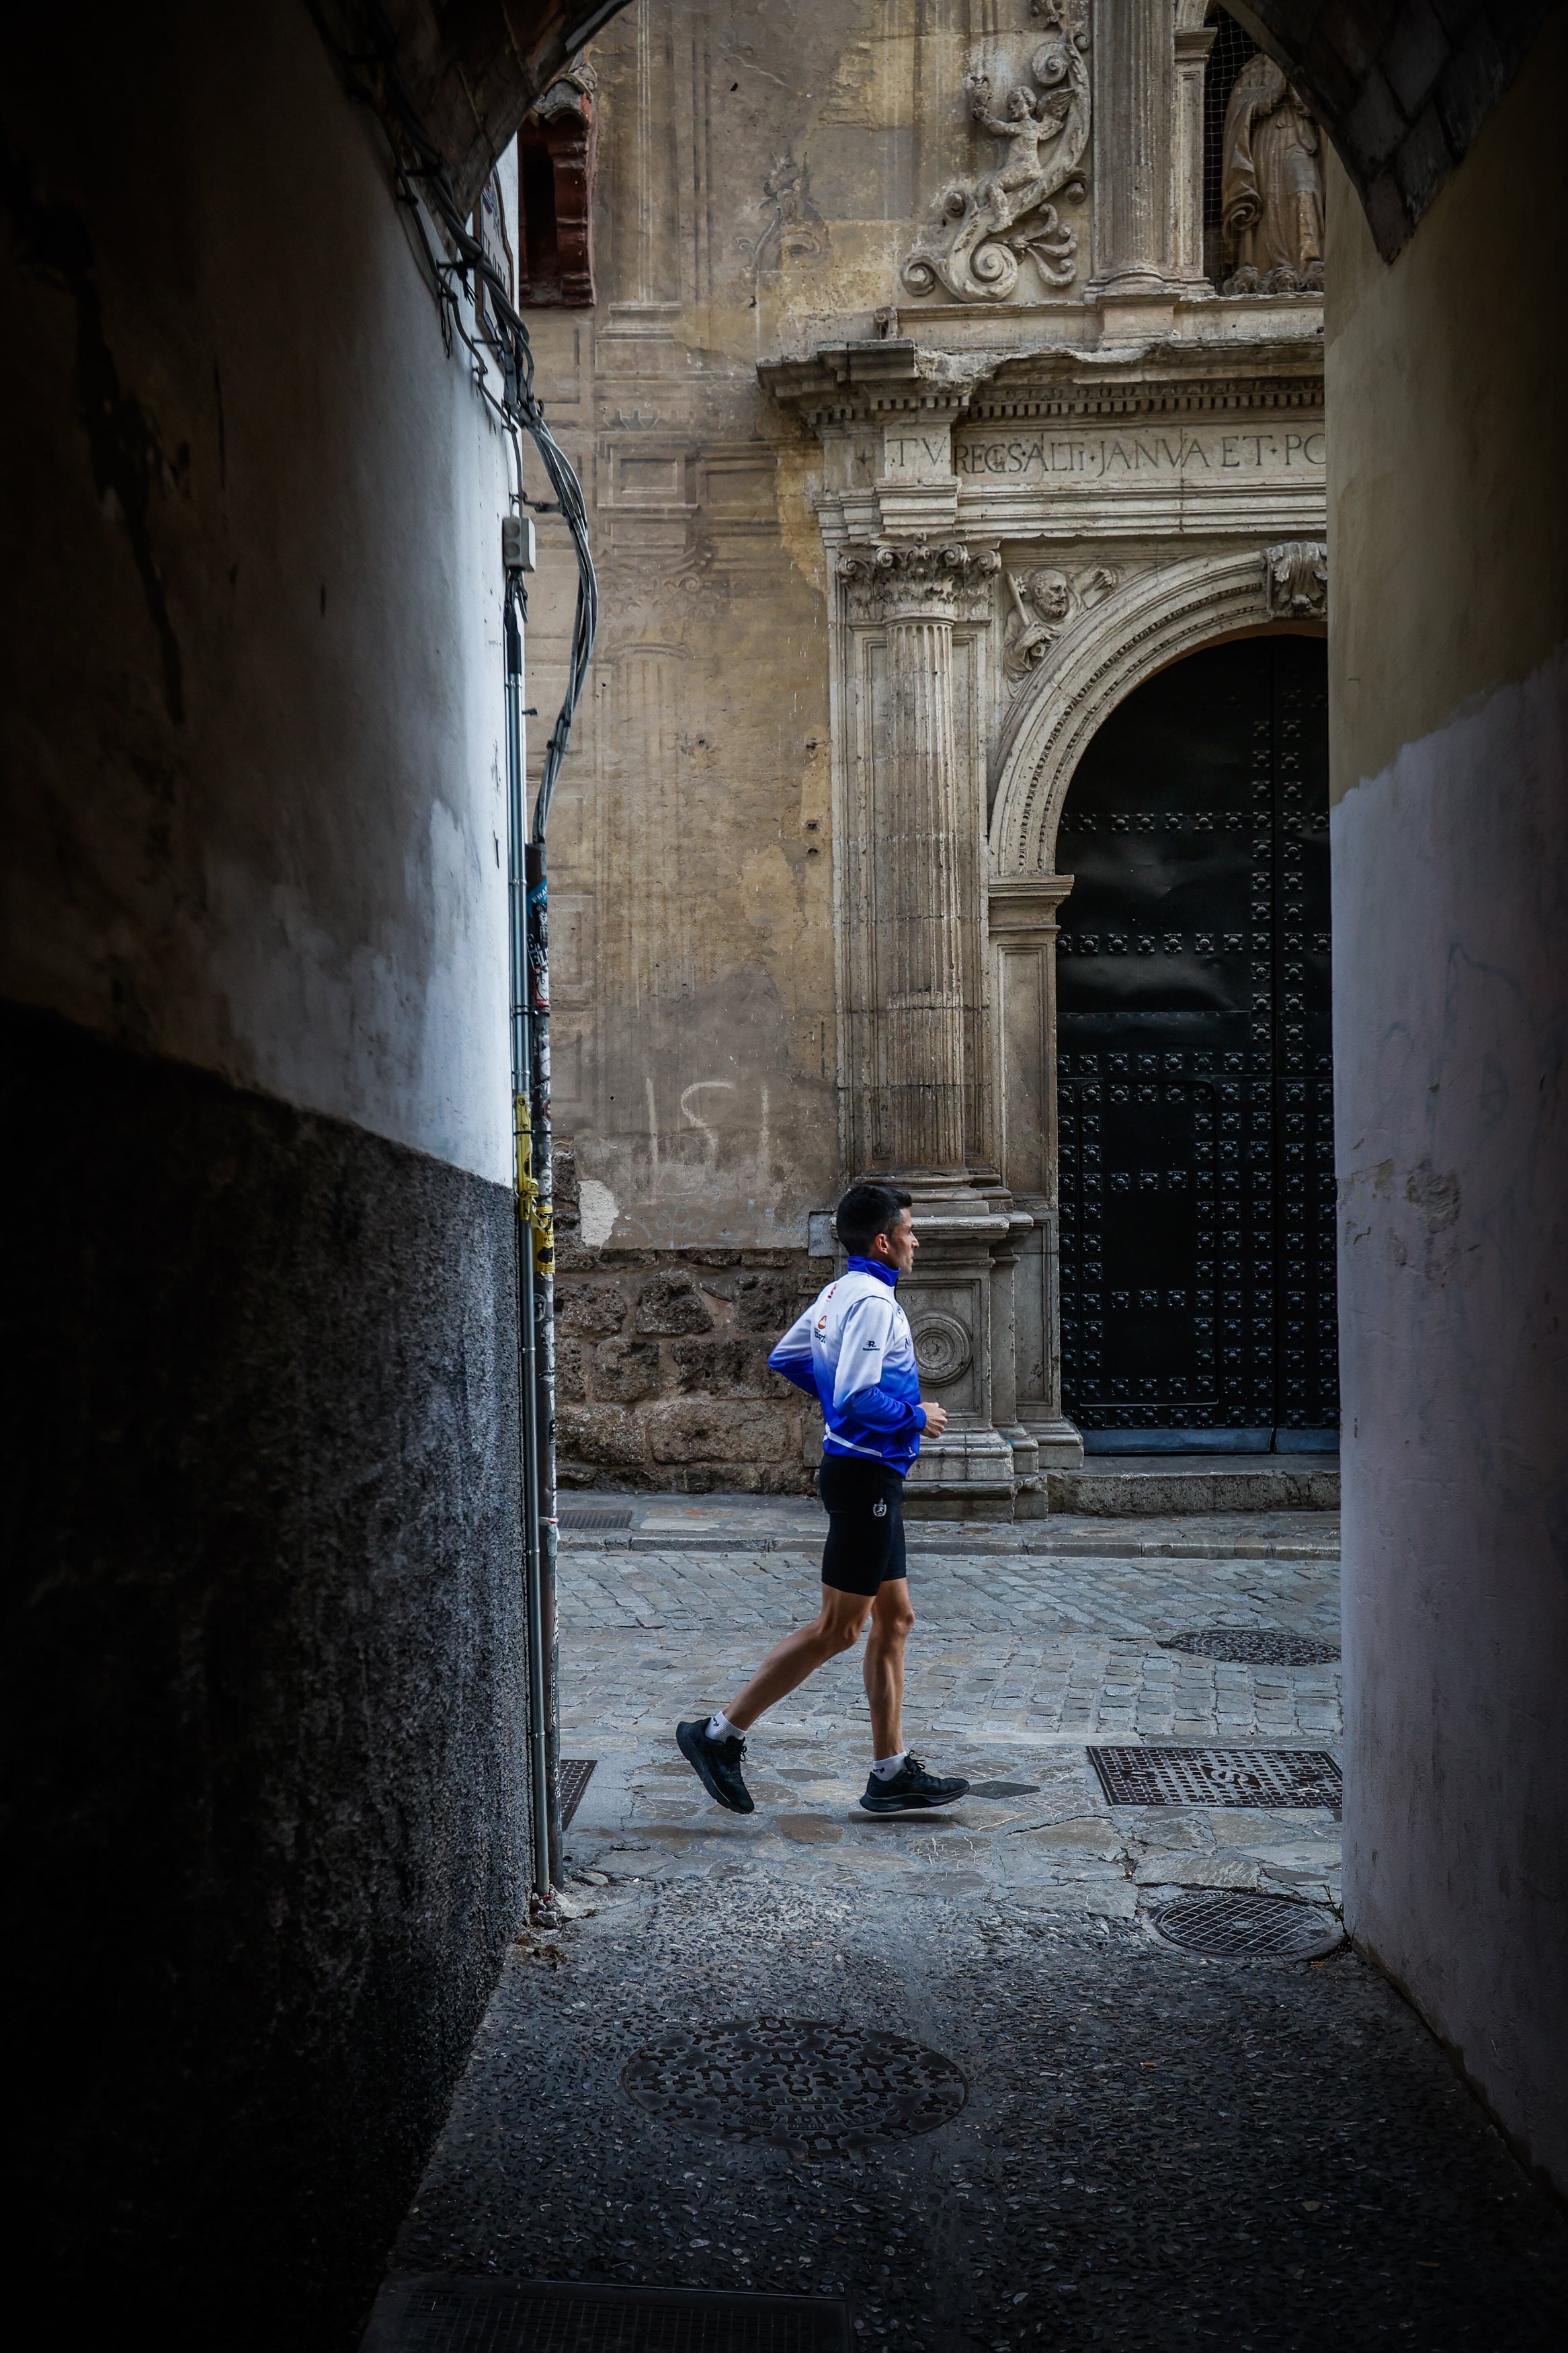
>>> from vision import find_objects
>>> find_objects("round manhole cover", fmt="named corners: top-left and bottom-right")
top-left (1162, 1629), bottom-right (1341, 1665)
top-left (622, 2018), bottom-right (967, 2151)
top-left (1154, 1892), bottom-right (1342, 1960)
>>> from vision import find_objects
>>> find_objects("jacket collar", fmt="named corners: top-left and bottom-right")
top-left (846, 1253), bottom-right (898, 1288)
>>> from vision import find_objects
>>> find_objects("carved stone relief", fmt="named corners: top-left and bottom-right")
top-left (1003, 561), bottom-right (1121, 679)
top-left (1264, 540), bottom-right (1327, 617)
top-left (838, 540), bottom-right (1002, 623)
top-left (1221, 53), bottom-right (1325, 294)
top-left (596, 537), bottom-right (731, 651)
top-left (740, 153), bottom-right (827, 279)
top-left (903, 0), bottom-right (1090, 305)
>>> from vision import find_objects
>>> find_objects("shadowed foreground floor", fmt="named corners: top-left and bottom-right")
top-left (380, 1531), bottom-right (1565, 2350)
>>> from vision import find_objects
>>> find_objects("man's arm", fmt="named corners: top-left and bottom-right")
top-left (767, 1306), bottom-right (820, 1399)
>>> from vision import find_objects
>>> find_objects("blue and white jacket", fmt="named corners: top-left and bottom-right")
top-left (767, 1256), bottom-right (927, 1478)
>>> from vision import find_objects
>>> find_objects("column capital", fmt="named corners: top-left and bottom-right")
top-left (838, 540), bottom-right (1001, 625)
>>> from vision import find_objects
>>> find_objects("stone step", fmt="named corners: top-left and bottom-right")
top-left (1047, 1453), bottom-right (1339, 1516)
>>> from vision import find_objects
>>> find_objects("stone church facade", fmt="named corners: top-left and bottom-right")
top-left (522, 1), bottom-right (1330, 1513)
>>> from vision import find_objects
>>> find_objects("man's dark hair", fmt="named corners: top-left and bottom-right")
top-left (835, 1182), bottom-right (913, 1257)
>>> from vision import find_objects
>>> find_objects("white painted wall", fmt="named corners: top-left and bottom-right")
top-left (1335, 647), bottom-right (1568, 2187)
top-left (1, 4), bottom-right (522, 1187)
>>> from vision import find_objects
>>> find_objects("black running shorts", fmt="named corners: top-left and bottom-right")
top-left (818, 1453), bottom-right (907, 1596)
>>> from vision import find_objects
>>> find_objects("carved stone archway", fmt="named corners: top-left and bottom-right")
top-left (988, 545), bottom-right (1319, 879)
top-left (983, 542), bottom-right (1324, 1465)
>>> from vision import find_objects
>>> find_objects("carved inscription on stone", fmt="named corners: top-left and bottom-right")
top-left (903, 0), bottom-right (1090, 305)
top-left (955, 424), bottom-right (1325, 481)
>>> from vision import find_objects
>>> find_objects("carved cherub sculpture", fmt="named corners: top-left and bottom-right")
top-left (903, 1), bottom-right (1089, 304)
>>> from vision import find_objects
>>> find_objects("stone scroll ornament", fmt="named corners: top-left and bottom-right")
top-left (903, 0), bottom-right (1090, 305)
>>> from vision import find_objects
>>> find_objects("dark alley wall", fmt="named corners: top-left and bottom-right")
top-left (1, 3), bottom-right (534, 2339)
top-left (3, 1007), bottom-right (526, 2340)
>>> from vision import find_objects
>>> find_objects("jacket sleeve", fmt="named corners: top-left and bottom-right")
top-left (767, 1305), bottom-right (820, 1398)
top-left (830, 1295), bottom-right (926, 1443)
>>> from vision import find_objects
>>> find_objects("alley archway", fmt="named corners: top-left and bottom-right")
top-left (1054, 635), bottom-right (1336, 1451)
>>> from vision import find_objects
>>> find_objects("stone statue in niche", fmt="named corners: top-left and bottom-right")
top-left (1221, 52), bottom-right (1325, 294)
top-left (903, 0), bottom-right (1089, 305)
top-left (1002, 561), bottom-right (1121, 679)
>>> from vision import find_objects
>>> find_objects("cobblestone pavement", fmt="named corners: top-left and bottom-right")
top-left (559, 1538), bottom-right (1345, 1913)
top-left (386, 1527), bottom-right (1567, 2350)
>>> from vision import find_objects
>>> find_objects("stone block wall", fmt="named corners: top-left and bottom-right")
top-left (554, 1150), bottom-right (825, 1491)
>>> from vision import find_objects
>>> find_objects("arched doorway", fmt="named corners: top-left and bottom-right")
top-left (1054, 635), bottom-right (1336, 1451)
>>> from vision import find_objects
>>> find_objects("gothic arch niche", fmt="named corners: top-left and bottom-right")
top-left (987, 560), bottom-right (1332, 1456)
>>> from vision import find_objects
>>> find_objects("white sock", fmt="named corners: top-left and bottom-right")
top-left (871, 1751), bottom-right (907, 1780)
top-left (706, 1712), bottom-right (743, 1743)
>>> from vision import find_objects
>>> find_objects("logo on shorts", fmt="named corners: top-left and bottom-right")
top-left (872, 1499), bottom-right (888, 1519)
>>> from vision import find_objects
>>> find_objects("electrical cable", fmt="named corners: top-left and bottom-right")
top-left (308, 1), bottom-right (595, 1897)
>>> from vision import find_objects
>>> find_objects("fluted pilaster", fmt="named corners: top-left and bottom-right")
top-left (882, 612), bottom-right (966, 1170)
top-left (837, 540), bottom-right (999, 1175)
top-left (1090, 0), bottom-right (1175, 292)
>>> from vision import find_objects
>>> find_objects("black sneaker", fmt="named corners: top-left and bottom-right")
top-left (677, 1718), bottom-right (755, 1814)
top-left (859, 1754), bottom-right (970, 1813)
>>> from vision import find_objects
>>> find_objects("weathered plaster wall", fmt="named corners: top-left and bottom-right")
top-left (532, 2), bottom-right (1331, 1494)
top-left (1, 3), bottom-right (515, 1183)
top-left (1327, 14), bottom-right (1568, 2192)
top-left (2, 3), bottom-right (534, 2334)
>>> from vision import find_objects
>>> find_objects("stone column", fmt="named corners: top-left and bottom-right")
top-left (1090, 0), bottom-right (1177, 293)
top-left (1172, 9), bottom-right (1217, 288)
top-left (880, 565), bottom-right (966, 1173)
top-left (837, 536), bottom-right (1018, 1519)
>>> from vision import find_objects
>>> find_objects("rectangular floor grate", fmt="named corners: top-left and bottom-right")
top-left (560, 1509), bottom-right (635, 1533)
top-left (1087, 1746), bottom-right (1342, 1810)
top-left (559, 1759), bottom-right (597, 1828)
top-left (362, 2275), bottom-right (852, 2352)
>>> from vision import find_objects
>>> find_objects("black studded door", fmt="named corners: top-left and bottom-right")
top-left (1055, 636), bottom-right (1337, 1449)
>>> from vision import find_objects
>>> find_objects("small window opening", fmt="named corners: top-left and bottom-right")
top-left (515, 67), bottom-right (597, 308)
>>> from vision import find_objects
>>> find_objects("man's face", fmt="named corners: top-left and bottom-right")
top-left (872, 1207), bottom-right (917, 1274)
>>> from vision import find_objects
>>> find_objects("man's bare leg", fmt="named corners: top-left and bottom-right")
top-left (863, 1577), bottom-right (915, 1760)
top-left (722, 1586), bottom-right (872, 1731)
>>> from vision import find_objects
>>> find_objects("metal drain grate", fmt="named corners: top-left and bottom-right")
top-left (1161, 1629), bottom-right (1341, 1665)
top-left (560, 1760), bottom-right (597, 1828)
top-left (362, 2275), bottom-right (850, 2352)
top-left (1088, 1747), bottom-right (1342, 1809)
top-left (561, 1509), bottom-right (635, 1533)
top-left (968, 1780), bottom-right (1041, 1800)
top-left (622, 2018), bottom-right (966, 2153)
top-left (1154, 1892), bottom-right (1343, 1961)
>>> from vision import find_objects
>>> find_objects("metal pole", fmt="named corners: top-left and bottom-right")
top-left (525, 838), bottom-right (563, 1889)
top-left (503, 548), bottom-right (552, 1902)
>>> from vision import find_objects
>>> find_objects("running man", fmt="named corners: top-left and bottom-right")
top-left (676, 1183), bottom-right (971, 1817)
